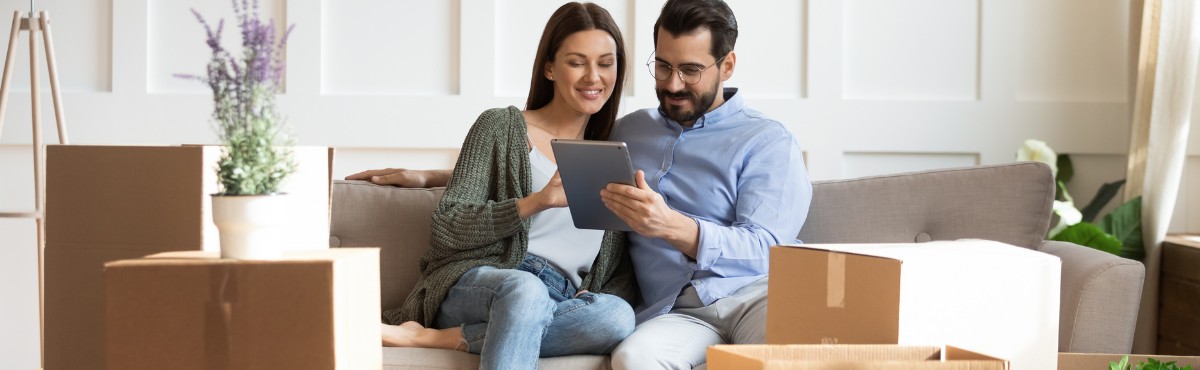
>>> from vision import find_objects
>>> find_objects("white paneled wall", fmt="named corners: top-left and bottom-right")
top-left (1017, 0), bottom-right (1129, 102)
top-left (723, 0), bottom-right (804, 99)
top-left (322, 0), bottom-right (460, 95)
top-left (0, 0), bottom-right (1197, 368)
top-left (843, 0), bottom-right (979, 100)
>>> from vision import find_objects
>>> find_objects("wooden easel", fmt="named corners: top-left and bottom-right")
top-left (0, 6), bottom-right (68, 369)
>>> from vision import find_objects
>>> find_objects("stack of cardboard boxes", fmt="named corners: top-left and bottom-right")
top-left (722, 240), bottom-right (1063, 369)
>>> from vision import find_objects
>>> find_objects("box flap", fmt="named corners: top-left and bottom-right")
top-left (106, 249), bottom-right (375, 267)
top-left (708, 345), bottom-right (1008, 370)
top-left (774, 243), bottom-right (906, 261)
top-left (777, 240), bottom-right (1059, 264)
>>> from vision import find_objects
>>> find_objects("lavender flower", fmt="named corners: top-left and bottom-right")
top-left (180, 0), bottom-right (296, 195)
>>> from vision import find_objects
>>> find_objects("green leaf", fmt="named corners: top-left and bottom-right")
top-left (1098, 196), bottom-right (1144, 261)
top-left (1053, 222), bottom-right (1122, 255)
top-left (1081, 179), bottom-right (1126, 223)
top-left (1057, 153), bottom-right (1074, 184)
top-left (1112, 355), bottom-right (1130, 370)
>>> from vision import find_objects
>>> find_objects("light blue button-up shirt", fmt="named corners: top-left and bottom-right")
top-left (612, 88), bottom-right (812, 324)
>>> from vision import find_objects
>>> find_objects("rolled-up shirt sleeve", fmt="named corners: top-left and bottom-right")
top-left (690, 132), bottom-right (811, 272)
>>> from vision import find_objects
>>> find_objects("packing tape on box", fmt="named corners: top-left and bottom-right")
top-left (827, 252), bottom-right (846, 308)
top-left (205, 265), bottom-right (237, 370)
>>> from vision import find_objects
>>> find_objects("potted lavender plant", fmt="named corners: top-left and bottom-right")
top-left (178, 1), bottom-right (296, 259)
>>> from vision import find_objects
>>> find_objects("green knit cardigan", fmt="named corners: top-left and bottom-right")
top-left (382, 106), bottom-right (638, 327)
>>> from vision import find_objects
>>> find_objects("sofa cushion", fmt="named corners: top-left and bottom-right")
top-left (799, 162), bottom-right (1055, 249)
top-left (330, 180), bottom-right (445, 311)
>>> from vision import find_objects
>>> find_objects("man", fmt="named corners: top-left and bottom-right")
top-left (346, 1), bottom-right (811, 368)
top-left (599, 0), bottom-right (810, 368)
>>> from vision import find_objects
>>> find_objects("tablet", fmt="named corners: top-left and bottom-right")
top-left (550, 139), bottom-right (636, 231)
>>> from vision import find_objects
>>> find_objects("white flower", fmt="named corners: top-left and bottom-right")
top-left (1048, 200), bottom-right (1083, 237)
top-left (1017, 139), bottom-right (1058, 175)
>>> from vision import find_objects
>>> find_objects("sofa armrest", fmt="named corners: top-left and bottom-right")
top-left (1040, 240), bottom-right (1145, 353)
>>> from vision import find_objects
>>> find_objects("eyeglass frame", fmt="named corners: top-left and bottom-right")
top-left (645, 52), bottom-right (727, 85)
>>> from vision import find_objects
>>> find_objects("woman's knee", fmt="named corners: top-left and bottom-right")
top-left (485, 270), bottom-right (554, 316)
top-left (583, 293), bottom-right (636, 346)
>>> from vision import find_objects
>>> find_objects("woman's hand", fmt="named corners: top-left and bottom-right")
top-left (516, 171), bottom-right (568, 218)
top-left (538, 171), bottom-right (568, 208)
top-left (344, 168), bottom-right (451, 188)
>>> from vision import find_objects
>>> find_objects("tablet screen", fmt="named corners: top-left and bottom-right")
top-left (550, 139), bottom-right (636, 231)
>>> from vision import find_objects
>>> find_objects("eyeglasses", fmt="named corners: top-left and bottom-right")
top-left (646, 52), bottom-right (726, 85)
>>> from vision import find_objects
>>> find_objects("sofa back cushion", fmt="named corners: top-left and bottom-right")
top-left (330, 180), bottom-right (445, 311)
top-left (799, 162), bottom-right (1055, 249)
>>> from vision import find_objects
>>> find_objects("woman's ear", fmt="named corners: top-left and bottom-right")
top-left (544, 61), bottom-right (555, 81)
top-left (719, 51), bottom-right (736, 82)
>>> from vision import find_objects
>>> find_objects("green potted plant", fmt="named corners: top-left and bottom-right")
top-left (1111, 355), bottom-right (1193, 370)
top-left (178, 1), bottom-right (296, 259)
top-left (1016, 139), bottom-right (1144, 261)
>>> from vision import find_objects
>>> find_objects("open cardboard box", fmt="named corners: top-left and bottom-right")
top-left (105, 249), bottom-right (381, 370)
top-left (708, 344), bottom-right (1009, 369)
top-left (44, 145), bottom-right (334, 370)
top-left (767, 240), bottom-right (1061, 370)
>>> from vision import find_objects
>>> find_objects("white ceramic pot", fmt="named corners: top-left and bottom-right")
top-left (211, 193), bottom-right (289, 260)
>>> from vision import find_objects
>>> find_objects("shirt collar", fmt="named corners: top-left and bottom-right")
top-left (659, 88), bottom-right (742, 130)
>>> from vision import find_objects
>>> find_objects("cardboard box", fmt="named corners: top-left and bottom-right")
top-left (767, 240), bottom-right (1060, 370)
top-left (1058, 352), bottom-right (1200, 370)
top-left (708, 344), bottom-right (1009, 370)
top-left (44, 145), bottom-right (333, 370)
top-left (105, 249), bottom-right (381, 370)
top-left (46, 145), bottom-right (333, 252)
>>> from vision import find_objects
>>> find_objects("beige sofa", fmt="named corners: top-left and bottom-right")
top-left (329, 162), bottom-right (1145, 369)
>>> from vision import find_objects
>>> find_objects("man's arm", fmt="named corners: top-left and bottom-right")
top-left (344, 169), bottom-right (452, 188)
top-left (689, 134), bottom-right (810, 271)
top-left (601, 133), bottom-right (811, 270)
top-left (601, 171), bottom-right (701, 258)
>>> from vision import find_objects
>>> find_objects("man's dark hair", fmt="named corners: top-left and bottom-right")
top-left (653, 0), bottom-right (738, 60)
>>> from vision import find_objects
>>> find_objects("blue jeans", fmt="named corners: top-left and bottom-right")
top-left (434, 254), bottom-right (635, 370)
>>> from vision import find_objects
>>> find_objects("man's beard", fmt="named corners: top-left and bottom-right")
top-left (656, 79), bottom-right (719, 124)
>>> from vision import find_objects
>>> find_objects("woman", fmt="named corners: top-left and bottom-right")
top-left (361, 3), bottom-right (635, 369)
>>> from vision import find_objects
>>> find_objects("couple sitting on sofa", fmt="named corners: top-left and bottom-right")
top-left (346, 1), bottom-right (811, 369)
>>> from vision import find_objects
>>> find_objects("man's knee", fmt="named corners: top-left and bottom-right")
top-left (611, 336), bottom-right (689, 370)
top-left (611, 342), bottom-right (650, 370)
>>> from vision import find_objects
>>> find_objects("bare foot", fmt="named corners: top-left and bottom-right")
top-left (380, 321), bottom-right (466, 350)
top-left (381, 321), bottom-right (426, 347)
